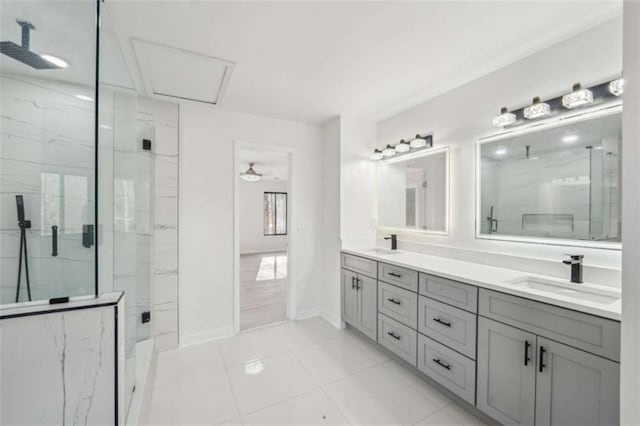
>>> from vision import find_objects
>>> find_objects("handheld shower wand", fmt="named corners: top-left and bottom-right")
top-left (15, 195), bottom-right (32, 302)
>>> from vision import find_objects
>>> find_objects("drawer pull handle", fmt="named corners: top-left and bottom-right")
top-left (388, 272), bottom-right (402, 278)
top-left (433, 358), bottom-right (451, 370)
top-left (387, 298), bottom-right (401, 305)
top-left (387, 331), bottom-right (401, 340)
top-left (355, 278), bottom-right (360, 291)
top-left (539, 346), bottom-right (546, 372)
top-left (351, 276), bottom-right (356, 290)
top-left (524, 340), bottom-right (531, 366)
top-left (433, 317), bottom-right (451, 327)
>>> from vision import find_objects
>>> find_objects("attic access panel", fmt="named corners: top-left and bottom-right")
top-left (133, 38), bottom-right (234, 105)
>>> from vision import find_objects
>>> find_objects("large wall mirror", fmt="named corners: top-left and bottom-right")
top-left (377, 147), bottom-right (449, 234)
top-left (477, 106), bottom-right (622, 248)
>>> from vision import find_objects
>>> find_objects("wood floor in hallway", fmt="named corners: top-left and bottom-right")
top-left (240, 252), bottom-right (288, 331)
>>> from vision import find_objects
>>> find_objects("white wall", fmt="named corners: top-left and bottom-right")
top-left (620, 1), bottom-right (640, 423)
top-left (320, 117), bottom-right (342, 327)
top-left (374, 17), bottom-right (623, 286)
top-left (239, 179), bottom-right (288, 254)
top-left (179, 104), bottom-right (324, 344)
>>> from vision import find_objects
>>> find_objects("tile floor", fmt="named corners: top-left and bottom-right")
top-left (142, 317), bottom-right (488, 425)
top-left (240, 252), bottom-right (288, 330)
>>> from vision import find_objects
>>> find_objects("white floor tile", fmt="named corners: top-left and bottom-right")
top-left (293, 333), bottom-right (388, 385)
top-left (227, 351), bottom-right (319, 415)
top-left (146, 373), bottom-right (240, 425)
top-left (219, 325), bottom-right (292, 368)
top-left (414, 403), bottom-right (488, 425)
top-left (279, 317), bottom-right (346, 350)
top-left (154, 341), bottom-right (227, 387)
top-left (242, 389), bottom-right (349, 425)
top-left (324, 362), bottom-right (443, 425)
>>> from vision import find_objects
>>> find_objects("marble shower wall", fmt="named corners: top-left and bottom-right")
top-left (0, 74), bottom-right (96, 304)
top-left (0, 296), bottom-right (125, 425)
top-left (138, 98), bottom-right (180, 352)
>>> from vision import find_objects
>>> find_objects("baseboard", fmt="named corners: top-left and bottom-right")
top-left (179, 326), bottom-right (234, 348)
top-left (321, 308), bottom-right (344, 329)
top-left (295, 306), bottom-right (321, 320)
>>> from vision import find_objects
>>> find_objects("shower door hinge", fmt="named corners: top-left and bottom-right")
top-left (141, 311), bottom-right (151, 323)
top-left (142, 139), bottom-right (152, 151)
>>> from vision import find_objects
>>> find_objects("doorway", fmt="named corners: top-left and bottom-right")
top-left (236, 147), bottom-right (290, 331)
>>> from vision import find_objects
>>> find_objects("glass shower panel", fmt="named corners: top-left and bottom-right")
top-left (0, 0), bottom-right (98, 304)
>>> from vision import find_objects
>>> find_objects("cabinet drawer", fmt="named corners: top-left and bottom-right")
top-left (479, 289), bottom-right (621, 361)
top-left (419, 273), bottom-right (477, 313)
top-left (378, 262), bottom-right (418, 292)
top-left (378, 282), bottom-right (418, 329)
top-left (378, 313), bottom-right (417, 366)
top-left (418, 296), bottom-right (477, 359)
top-left (417, 335), bottom-right (476, 405)
top-left (341, 253), bottom-right (377, 279)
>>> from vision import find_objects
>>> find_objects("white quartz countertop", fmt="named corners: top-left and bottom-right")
top-left (0, 292), bottom-right (124, 319)
top-left (342, 247), bottom-right (621, 321)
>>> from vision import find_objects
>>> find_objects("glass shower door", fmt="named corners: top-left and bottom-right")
top-left (0, 0), bottom-right (98, 304)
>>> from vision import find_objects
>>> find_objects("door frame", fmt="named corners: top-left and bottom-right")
top-left (233, 141), bottom-right (296, 334)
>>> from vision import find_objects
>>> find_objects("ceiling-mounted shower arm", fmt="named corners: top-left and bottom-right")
top-left (16, 20), bottom-right (35, 50)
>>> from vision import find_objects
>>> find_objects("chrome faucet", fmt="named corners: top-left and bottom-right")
top-left (563, 254), bottom-right (584, 284)
top-left (384, 234), bottom-right (398, 250)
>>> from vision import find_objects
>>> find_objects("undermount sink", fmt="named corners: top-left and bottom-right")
top-left (364, 247), bottom-right (402, 255)
top-left (505, 276), bottom-right (621, 304)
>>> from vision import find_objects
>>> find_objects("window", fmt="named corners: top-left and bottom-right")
top-left (264, 192), bottom-right (287, 236)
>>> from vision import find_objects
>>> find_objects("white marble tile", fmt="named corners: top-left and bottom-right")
top-left (153, 273), bottom-right (178, 305)
top-left (1, 305), bottom-right (117, 425)
top-left (227, 351), bottom-right (318, 415)
top-left (242, 389), bottom-right (349, 426)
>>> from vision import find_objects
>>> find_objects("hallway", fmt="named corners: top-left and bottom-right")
top-left (240, 252), bottom-right (288, 330)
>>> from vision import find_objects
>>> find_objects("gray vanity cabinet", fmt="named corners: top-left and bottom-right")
top-left (477, 317), bottom-right (537, 425)
top-left (535, 338), bottom-right (620, 426)
top-left (341, 268), bottom-right (377, 341)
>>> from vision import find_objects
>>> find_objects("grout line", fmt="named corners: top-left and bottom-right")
top-left (221, 345), bottom-right (245, 425)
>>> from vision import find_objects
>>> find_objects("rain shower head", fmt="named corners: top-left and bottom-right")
top-left (0, 20), bottom-right (63, 69)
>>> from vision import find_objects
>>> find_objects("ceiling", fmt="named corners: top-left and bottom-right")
top-left (104, 1), bottom-right (622, 124)
top-left (239, 149), bottom-right (289, 182)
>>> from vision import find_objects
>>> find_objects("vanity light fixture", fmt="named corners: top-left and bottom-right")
top-left (382, 145), bottom-right (396, 157)
top-left (370, 149), bottom-right (384, 161)
top-left (409, 135), bottom-right (427, 149)
top-left (494, 147), bottom-right (507, 156)
top-left (492, 107), bottom-right (516, 127)
top-left (609, 78), bottom-right (624, 96)
top-left (395, 139), bottom-right (410, 153)
top-left (562, 83), bottom-right (594, 109)
top-left (239, 162), bottom-right (262, 182)
top-left (523, 97), bottom-right (551, 120)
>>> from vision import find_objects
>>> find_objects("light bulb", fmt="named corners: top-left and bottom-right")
top-left (382, 145), bottom-right (396, 157)
top-left (395, 140), bottom-right (410, 153)
top-left (409, 135), bottom-right (427, 149)
top-left (524, 97), bottom-right (551, 119)
top-left (492, 107), bottom-right (516, 127)
top-left (609, 78), bottom-right (624, 96)
top-left (370, 149), bottom-right (384, 161)
top-left (562, 83), bottom-right (594, 109)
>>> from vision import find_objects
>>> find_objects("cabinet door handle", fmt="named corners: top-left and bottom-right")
top-left (356, 278), bottom-right (360, 291)
top-left (387, 298), bottom-right (401, 305)
top-left (387, 331), bottom-right (401, 340)
top-left (539, 346), bottom-right (546, 372)
top-left (433, 317), bottom-right (451, 327)
top-left (388, 272), bottom-right (402, 278)
top-left (433, 358), bottom-right (451, 370)
top-left (524, 340), bottom-right (531, 366)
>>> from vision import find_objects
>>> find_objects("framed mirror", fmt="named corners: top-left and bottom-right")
top-left (377, 147), bottom-right (449, 234)
top-left (476, 105), bottom-right (622, 249)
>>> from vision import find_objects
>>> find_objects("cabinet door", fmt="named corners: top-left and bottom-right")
top-left (477, 317), bottom-right (536, 425)
top-left (535, 338), bottom-right (620, 426)
top-left (341, 269), bottom-right (358, 326)
top-left (357, 275), bottom-right (377, 340)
